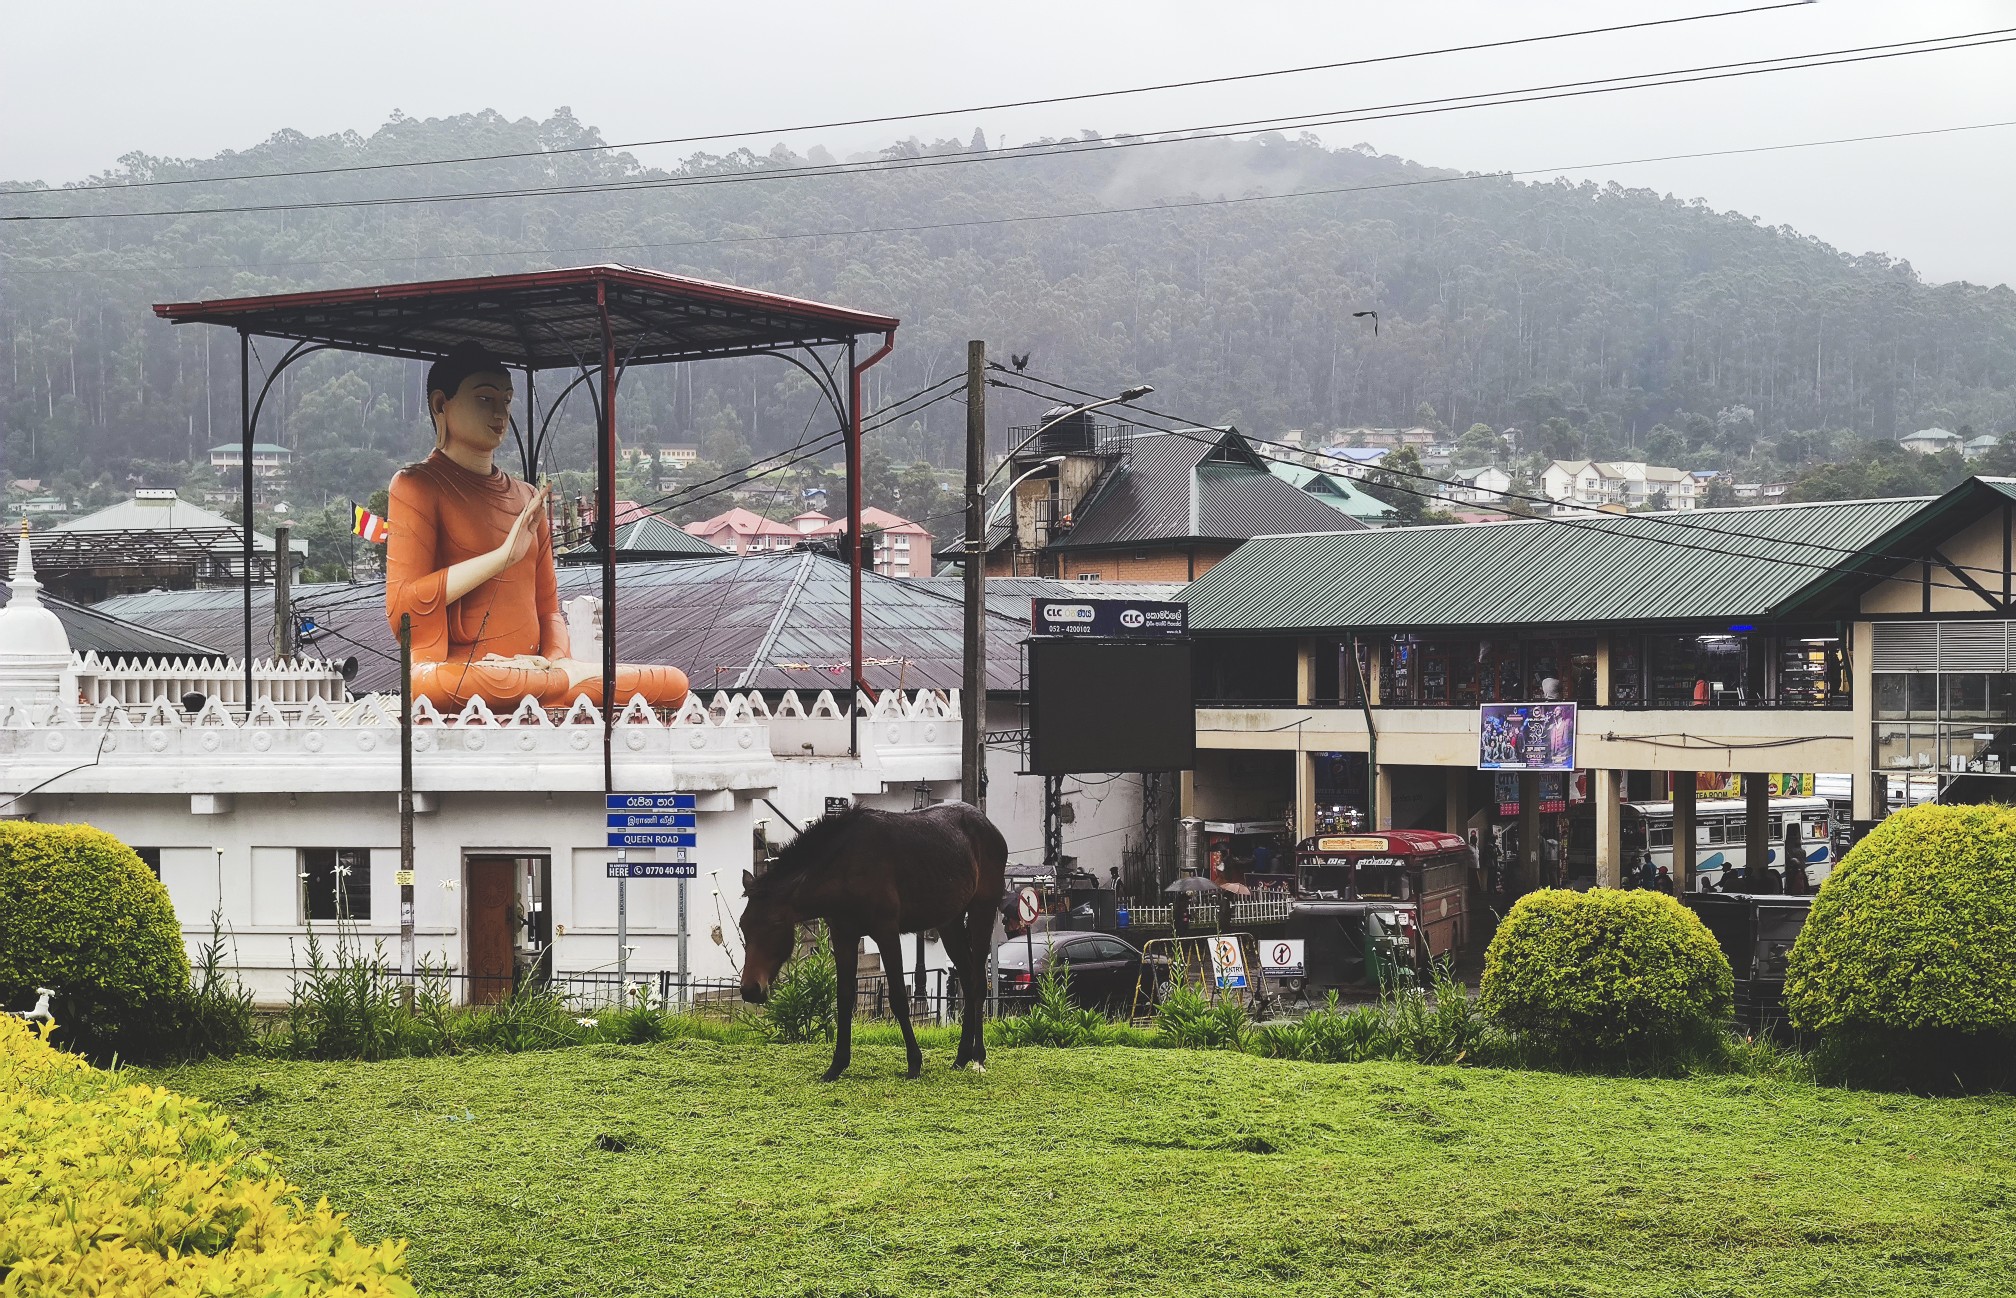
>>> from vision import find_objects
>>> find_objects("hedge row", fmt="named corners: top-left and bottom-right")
top-left (0, 1014), bottom-right (416, 1297)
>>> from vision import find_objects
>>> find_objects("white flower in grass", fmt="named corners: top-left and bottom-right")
top-left (576, 1016), bottom-right (599, 1028)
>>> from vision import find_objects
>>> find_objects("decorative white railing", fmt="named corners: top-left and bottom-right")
top-left (70, 651), bottom-right (350, 713)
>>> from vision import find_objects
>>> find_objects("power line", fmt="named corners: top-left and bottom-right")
top-left (996, 366), bottom-right (1974, 577)
top-left (10, 27), bottom-right (2009, 224)
top-left (13, 115), bottom-right (2015, 280)
top-left (13, 4), bottom-right (1812, 197)
top-left (994, 371), bottom-right (1991, 597)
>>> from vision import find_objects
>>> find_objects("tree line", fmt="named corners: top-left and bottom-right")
top-left (7, 108), bottom-right (2016, 519)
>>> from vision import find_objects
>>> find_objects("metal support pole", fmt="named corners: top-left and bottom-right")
top-left (238, 331), bottom-right (253, 710)
top-left (846, 339), bottom-right (864, 756)
top-left (617, 846), bottom-right (628, 980)
top-left (274, 520), bottom-right (293, 660)
top-left (677, 876), bottom-right (689, 1005)
top-left (962, 339), bottom-right (988, 813)
top-left (596, 288), bottom-right (618, 791)
top-left (1043, 776), bottom-right (1064, 872)
top-left (398, 614), bottom-right (415, 1007)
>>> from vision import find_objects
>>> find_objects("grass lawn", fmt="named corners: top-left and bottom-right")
top-left (154, 1033), bottom-right (2016, 1297)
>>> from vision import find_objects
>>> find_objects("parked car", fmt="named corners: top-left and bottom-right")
top-left (995, 932), bottom-right (1171, 1013)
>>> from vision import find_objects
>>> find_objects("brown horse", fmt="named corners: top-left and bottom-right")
top-left (739, 802), bottom-right (1006, 1080)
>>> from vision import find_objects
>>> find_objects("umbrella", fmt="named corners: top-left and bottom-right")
top-left (1165, 875), bottom-right (1220, 895)
top-left (1218, 881), bottom-right (1253, 897)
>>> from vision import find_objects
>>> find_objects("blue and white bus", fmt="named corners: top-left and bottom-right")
top-left (1622, 797), bottom-right (1835, 891)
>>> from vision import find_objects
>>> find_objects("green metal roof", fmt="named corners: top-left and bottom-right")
top-left (1772, 477), bottom-right (2016, 616)
top-left (1182, 495), bottom-right (1933, 632)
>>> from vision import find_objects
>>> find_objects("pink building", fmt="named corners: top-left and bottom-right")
top-left (682, 507), bottom-right (804, 556)
top-left (790, 508), bottom-right (933, 578)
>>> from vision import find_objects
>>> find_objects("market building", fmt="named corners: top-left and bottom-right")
top-left (1181, 477), bottom-right (2016, 892)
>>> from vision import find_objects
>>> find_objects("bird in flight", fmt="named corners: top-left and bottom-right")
top-left (1010, 352), bottom-right (1031, 372)
top-left (1352, 310), bottom-right (1379, 337)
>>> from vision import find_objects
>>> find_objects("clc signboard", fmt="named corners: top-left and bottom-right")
top-left (1031, 598), bottom-right (1187, 638)
top-left (1479, 702), bottom-right (1577, 772)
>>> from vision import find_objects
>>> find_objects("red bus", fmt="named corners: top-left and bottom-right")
top-left (1288, 830), bottom-right (1473, 988)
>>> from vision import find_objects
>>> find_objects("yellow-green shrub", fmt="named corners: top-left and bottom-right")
top-left (1480, 888), bottom-right (1733, 1063)
top-left (0, 822), bottom-right (189, 1062)
top-left (0, 1013), bottom-right (416, 1297)
top-left (1785, 803), bottom-right (2016, 1038)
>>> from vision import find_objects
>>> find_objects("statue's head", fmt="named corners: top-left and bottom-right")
top-left (426, 342), bottom-right (514, 459)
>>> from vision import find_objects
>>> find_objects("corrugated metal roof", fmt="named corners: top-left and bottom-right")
top-left (98, 553), bottom-right (1036, 695)
top-left (52, 494), bottom-right (276, 549)
top-left (907, 575), bottom-right (1184, 623)
top-left (1055, 430), bottom-right (1363, 550)
top-left (0, 582), bottom-right (227, 660)
top-left (1182, 495), bottom-right (1932, 631)
top-left (559, 515), bottom-right (729, 563)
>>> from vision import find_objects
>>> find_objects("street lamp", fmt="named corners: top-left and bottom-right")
top-left (984, 455), bottom-right (1066, 531)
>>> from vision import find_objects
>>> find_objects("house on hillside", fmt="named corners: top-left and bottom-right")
top-left (1900, 427), bottom-right (1962, 455)
top-left (952, 422), bottom-right (1363, 582)
top-left (1964, 434), bottom-right (2003, 461)
top-left (1317, 447), bottom-right (1390, 481)
top-left (1444, 465), bottom-right (1513, 506)
top-left (207, 442), bottom-right (292, 499)
top-left (1541, 460), bottom-right (1698, 515)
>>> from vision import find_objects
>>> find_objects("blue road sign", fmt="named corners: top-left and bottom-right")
top-left (605, 812), bottom-right (697, 829)
top-left (607, 831), bottom-right (697, 849)
top-left (606, 793), bottom-right (698, 811)
top-left (607, 862), bottom-right (698, 879)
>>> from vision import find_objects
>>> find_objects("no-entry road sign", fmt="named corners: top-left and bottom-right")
top-left (1261, 939), bottom-right (1306, 979)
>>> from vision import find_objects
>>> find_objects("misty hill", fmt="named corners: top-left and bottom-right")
top-left (6, 108), bottom-right (2016, 509)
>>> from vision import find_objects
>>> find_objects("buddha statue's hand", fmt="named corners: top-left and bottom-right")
top-left (500, 482), bottom-right (550, 567)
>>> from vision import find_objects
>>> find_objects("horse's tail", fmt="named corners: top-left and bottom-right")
top-left (959, 803), bottom-right (1009, 903)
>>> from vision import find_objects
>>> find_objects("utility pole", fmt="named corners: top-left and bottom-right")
top-left (273, 520), bottom-right (294, 659)
top-left (398, 614), bottom-right (415, 1009)
top-left (962, 338), bottom-right (988, 815)
top-left (963, 339), bottom-right (997, 1021)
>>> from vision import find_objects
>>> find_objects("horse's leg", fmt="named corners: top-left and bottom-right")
top-left (939, 913), bottom-right (974, 1067)
top-left (964, 902), bottom-right (995, 1070)
top-left (874, 927), bottom-right (924, 1079)
top-left (823, 924), bottom-right (859, 1083)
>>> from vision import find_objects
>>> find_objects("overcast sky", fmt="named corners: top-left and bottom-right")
top-left (6, 0), bottom-right (2015, 285)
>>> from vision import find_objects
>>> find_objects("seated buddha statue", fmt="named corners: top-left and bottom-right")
top-left (384, 341), bottom-right (689, 712)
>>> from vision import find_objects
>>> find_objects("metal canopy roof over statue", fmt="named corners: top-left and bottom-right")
top-left (154, 264), bottom-right (899, 783)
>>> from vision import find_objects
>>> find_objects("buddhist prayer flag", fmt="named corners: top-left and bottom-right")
top-left (352, 502), bottom-right (391, 544)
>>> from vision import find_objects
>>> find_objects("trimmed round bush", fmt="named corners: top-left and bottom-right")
top-left (0, 821), bottom-right (190, 1062)
top-left (1785, 803), bottom-right (2016, 1085)
top-left (1480, 887), bottom-right (1733, 1064)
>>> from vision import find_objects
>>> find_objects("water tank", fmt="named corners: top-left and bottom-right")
top-left (1034, 405), bottom-right (1096, 456)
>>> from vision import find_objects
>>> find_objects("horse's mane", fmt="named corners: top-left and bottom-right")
top-left (750, 806), bottom-right (872, 897)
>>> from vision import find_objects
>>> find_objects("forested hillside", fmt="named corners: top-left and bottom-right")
top-left (7, 108), bottom-right (2016, 512)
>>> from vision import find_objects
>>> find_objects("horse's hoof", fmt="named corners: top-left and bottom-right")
top-left (966, 1061), bottom-right (987, 1074)
top-left (819, 1069), bottom-right (844, 1083)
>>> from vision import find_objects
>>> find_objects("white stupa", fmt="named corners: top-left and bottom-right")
top-left (0, 522), bottom-right (73, 711)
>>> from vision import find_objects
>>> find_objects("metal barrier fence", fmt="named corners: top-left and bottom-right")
top-left (331, 966), bottom-right (996, 1024)
top-left (1123, 895), bottom-right (1295, 931)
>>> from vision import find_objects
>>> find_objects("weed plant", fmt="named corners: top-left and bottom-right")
top-left (1153, 982), bottom-right (1250, 1050)
top-left (993, 970), bottom-right (1105, 1047)
top-left (762, 926), bottom-right (838, 1044)
top-left (178, 906), bottom-right (257, 1061)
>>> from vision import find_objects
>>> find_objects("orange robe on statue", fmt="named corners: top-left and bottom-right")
top-left (384, 451), bottom-right (688, 710)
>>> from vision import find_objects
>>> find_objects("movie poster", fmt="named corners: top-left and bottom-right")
top-left (1478, 702), bottom-right (1578, 771)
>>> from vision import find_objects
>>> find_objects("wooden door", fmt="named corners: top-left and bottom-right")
top-left (465, 857), bottom-right (517, 1005)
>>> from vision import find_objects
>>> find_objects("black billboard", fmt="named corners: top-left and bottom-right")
top-left (1028, 638), bottom-right (1196, 775)
top-left (1030, 598), bottom-right (1187, 638)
